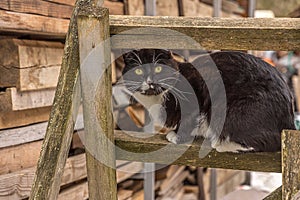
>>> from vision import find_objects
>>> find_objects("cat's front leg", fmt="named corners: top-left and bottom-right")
top-left (166, 111), bottom-right (199, 144)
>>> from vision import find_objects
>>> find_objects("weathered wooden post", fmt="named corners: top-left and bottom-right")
top-left (29, 0), bottom-right (83, 198)
top-left (282, 130), bottom-right (300, 200)
top-left (30, 0), bottom-right (111, 199)
top-left (77, 4), bottom-right (117, 200)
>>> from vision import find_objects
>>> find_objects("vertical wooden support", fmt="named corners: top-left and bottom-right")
top-left (282, 130), bottom-right (300, 200)
top-left (29, 0), bottom-right (84, 199)
top-left (77, 5), bottom-right (117, 200)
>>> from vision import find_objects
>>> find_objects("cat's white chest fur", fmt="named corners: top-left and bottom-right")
top-left (133, 92), bottom-right (164, 109)
top-left (133, 92), bottom-right (165, 126)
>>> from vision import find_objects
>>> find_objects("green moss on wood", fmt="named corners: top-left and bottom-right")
top-left (115, 130), bottom-right (282, 172)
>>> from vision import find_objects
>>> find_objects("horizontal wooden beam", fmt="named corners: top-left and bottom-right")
top-left (1, 12), bottom-right (299, 50)
top-left (110, 15), bottom-right (300, 50)
top-left (115, 130), bottom-right (282, 172)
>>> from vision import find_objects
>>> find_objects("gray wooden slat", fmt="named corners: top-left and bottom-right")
top-left (109, 15), bottom-right (300, 50)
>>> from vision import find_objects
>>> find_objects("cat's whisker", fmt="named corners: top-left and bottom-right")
top-left (159, 83), bottom-right (190, 102)
top-left (131, 51), bottom-right (143, 65)
top-left (154, 59), bottom-right (164, 66)
top-left (153, 53), bottom-right (164, 63)
top-left (127, 85), bottom-right (140, 92)
top-left (158, 77), bottom-right (178, 82)
top-left (127, 58), bottom-right (142, 66)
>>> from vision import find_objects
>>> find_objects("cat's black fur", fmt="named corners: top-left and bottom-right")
top-left (122, 49), bottom-right (295, 152)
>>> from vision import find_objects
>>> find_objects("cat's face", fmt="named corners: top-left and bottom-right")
top-left (122, 49), bottom-right (179, 95)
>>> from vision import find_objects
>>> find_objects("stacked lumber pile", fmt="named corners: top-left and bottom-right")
top-left (117, 165), bottom-right (198, 200)
top-left (116, 165), bottom-right (246, 200)
top-left (0, 39), bottom-right (62, 129)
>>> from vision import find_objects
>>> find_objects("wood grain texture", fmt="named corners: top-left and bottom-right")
top-left (0, 152), bottom-right (141, 199)
top-left (103, 0), bottom-right (124, 15)
top-left (0, 154), bottom-right (86, 200)
top-left (29, 0), bottom-right (83, 199)
top-left (156, 0), bottom-right (179, 16)
top-left (0, 106), bottom-right (51, 130)
top-left (0, 122), bottom-right (47, 148)
top-left (0, 39), bottom-right (63, 90)
top-left (0, 140), bottom-right (42, 175)
top-left (1, 12), bottom-right (299, 51)
top-left (0, 10), bottom-right (69, 37)
top-left (57, 182), bottom-right (88, 200)
top-left (115, 130), bottom-right (282, 172)
top-left (0, 0), bottom-right (73, 19)
top-left (43, 0), bottom-right (76, 6)
top-left (110, 16), bottom-right (300, 50)
top-left (78, 5), bottom-right (117, 200)
top-left (127, 0), bottom-right (144, 15)
top-left (0, 88), bottom-right (55, 111)
top-left (282, 130), bottom-right (300, 200)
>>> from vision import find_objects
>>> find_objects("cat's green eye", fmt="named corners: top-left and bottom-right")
top-left (155, 66), bottom-right (162, 73)
top-left (135, 68), bottom-right (143, 75)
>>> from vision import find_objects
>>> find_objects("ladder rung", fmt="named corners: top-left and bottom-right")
top-left (114, 130), bottom-right (281, 173)
top-left (109, 15), bottom-right (300, 50)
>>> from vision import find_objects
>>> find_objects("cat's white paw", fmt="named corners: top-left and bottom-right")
top-left (212, 139), bottom-right (255, 153)
top-left (166, 131), bottom-right (178, 144)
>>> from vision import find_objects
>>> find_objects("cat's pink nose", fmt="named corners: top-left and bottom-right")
top-left (146, 77), bottom-right (153, 84)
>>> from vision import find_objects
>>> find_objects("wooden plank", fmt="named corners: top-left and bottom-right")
top-left (57, 182), bottom-right (88, 200)
top-left (0, 167), bottom-right (36, 200)
top-left (282, 130), bottom-right (300, 200)
top-left (0, 0), bottom-right (73, 19)
top-left (103, 0), bottom-right (124, 15)
top-left (127, 0), bottom-right (145, 15)
top-left (0, 153), bottom-right (142, 199)
top-left (1, 13), bottom-right (299, 51)
top-left (0, 154), bottom-right (86, 200)
top-left (0, 10), bottom-right (69, 38)
top-left (0, 88), bottom-right (55, 111)
top-left (115, 130), bottom-right (282, 172)
top-left (183, 0), bottom-right (214, 17)
top-left (117, 162), bottom-right (144, 183)
top-left (44, 0), bottom-right (121, 11)
top-left (156, 0), bottom-right (179, 16)
top-left (110, 16), bottom-right (300, 50)
top-left (29, 0), bottom-right (83, 199)
top-left (0, 122), bottom-right (47, 149)
top-left (118, 189), bottom-right (133, 200)
top-left (0, 114), bottom-right (83, 147)
top-left (78, 5), bottom-right (117, 200)
top-left (43, 0), bottom-right (76, 6)
top-left (0, 39), bottom-right (63, 91)
top-left (216, 171), bottom-right (246, 199)
top-left (0, 106), bottom-right (51, 130)
top-left (0, 140), bottom-right (42, 175)
top-left (292, 76), bottom-right (300, 111)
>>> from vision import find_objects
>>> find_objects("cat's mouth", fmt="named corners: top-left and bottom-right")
top-left (140, 84), bottom-right (165, 96)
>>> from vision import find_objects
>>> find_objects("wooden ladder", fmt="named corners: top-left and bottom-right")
top-left (29, 0), bottom-right (300, 199)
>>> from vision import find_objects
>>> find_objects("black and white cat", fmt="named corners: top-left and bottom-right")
top-left (121, 49), bottom-right (295, 152)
